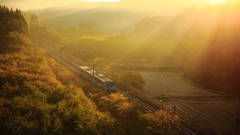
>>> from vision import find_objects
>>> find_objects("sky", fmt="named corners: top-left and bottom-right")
top-left (81, 0), bottom-right (227, 4)
top-left (79, 0), bottom-right (121, 1)
top-left (0, 0), bottom-right (229, 11)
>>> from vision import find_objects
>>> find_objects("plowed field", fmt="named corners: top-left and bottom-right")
top-left (141, 72), bottom-right (220, 97)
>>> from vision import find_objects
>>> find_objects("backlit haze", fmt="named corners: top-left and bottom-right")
top-left (1, 0), bottom-right (240, 134)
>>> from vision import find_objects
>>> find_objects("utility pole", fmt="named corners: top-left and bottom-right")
top-left (44, 41), bottom-right (45, 51)
top-left (237, 103), bottom-right (240, 135)
top-left (61, 47), bottom-right (63, 63)
top-left (92, 65), bottom-right (95, 76)
top-left (129, 66), bottom-right (132, 82)
top-left (67, 42), bottom-right (70, 55)
top-left (174, 105), bottom-right (177, 114)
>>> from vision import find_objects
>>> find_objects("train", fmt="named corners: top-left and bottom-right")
top-left (79, 66), bottom-right (114, 90)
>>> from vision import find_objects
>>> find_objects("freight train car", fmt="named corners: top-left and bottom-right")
top-left (79, 66), bottom-right (114, 90)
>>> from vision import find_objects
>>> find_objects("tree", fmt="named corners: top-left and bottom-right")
top-left (99, 92), bottom-right (140, 134)
top-left (118, 70), bottom-right (145, 91)
top-left (49, 58), bottom-right (56, 67)
top-left (138, 110), bottom-right (180, 135)
top-left (0, 82), bottom-right (115, 135)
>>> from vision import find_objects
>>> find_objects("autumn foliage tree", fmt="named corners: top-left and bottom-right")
top-left (118, 70), bottom-right (145, 91)
top-left (0, 5), bottom-right (28, 54)
top-left (99, 92), bottom-right (140, 134)
top-left (138, 110), bottom-right (180, 135)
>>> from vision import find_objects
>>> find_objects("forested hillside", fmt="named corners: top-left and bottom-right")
top-left (181, 2), bottom-right (240, 95)
top-left (134, 1), bottom-right (240, 95)
top-left (132, 1), bottom-right (240, 95)
top-left (0, 5), bottom-right (113, 134)
top-left (182, 2), bottom-right (240, 95)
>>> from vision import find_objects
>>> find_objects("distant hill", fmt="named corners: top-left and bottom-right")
top-left (28, 6), bottom-right (152, 34)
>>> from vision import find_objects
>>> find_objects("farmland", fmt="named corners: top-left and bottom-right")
top-left (141, 71), bottom-right (239, 134)
top-left (141, 71), bottom-right (221, 97)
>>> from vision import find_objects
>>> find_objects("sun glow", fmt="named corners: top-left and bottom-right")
top-left (78, 0), bottom-right (121, 2)
top-left (202, 0), bottom-right (228, 5)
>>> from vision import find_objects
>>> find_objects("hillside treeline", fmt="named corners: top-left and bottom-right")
top-left (29, 1), bottom-right (240, 95)
top-left (0, 5), bottom-right (28, 54)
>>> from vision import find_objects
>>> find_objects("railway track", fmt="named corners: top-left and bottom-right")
top-left (30, 35), bottom-right (196, 135)
top-left (114, 87), bottom-right (196, 135)
top-left (161, 98), bottom-right (237, 134)
top-left (114, 86), bottom-right (156, 112)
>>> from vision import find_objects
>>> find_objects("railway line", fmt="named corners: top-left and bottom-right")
top-left (114, 86), bottom-right (156, 112)
top-left (160, 98), bottom-right (237, 134)
top-left (115, 85), bottom-right (196, 135)
top-left (30, 35), bottom-right (197, 135)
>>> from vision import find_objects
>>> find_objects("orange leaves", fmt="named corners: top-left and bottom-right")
top-left (139, 110), bottom-right (180, 135)
top-left (116, 101), bottom-right (135, 117)
top-left (99, 92), bottom-right (140, 129)
top-left (100, 92), bottom-right (128, 107)
top-left (0, 45), bottom-right (59, 86)
top-left (100, 92), bottom-right (131, 114)
top-left (118, 70), bottom-right (145, 90)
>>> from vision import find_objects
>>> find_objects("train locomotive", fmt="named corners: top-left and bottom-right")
top-left (79, 66), bottom-right (114, 90)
